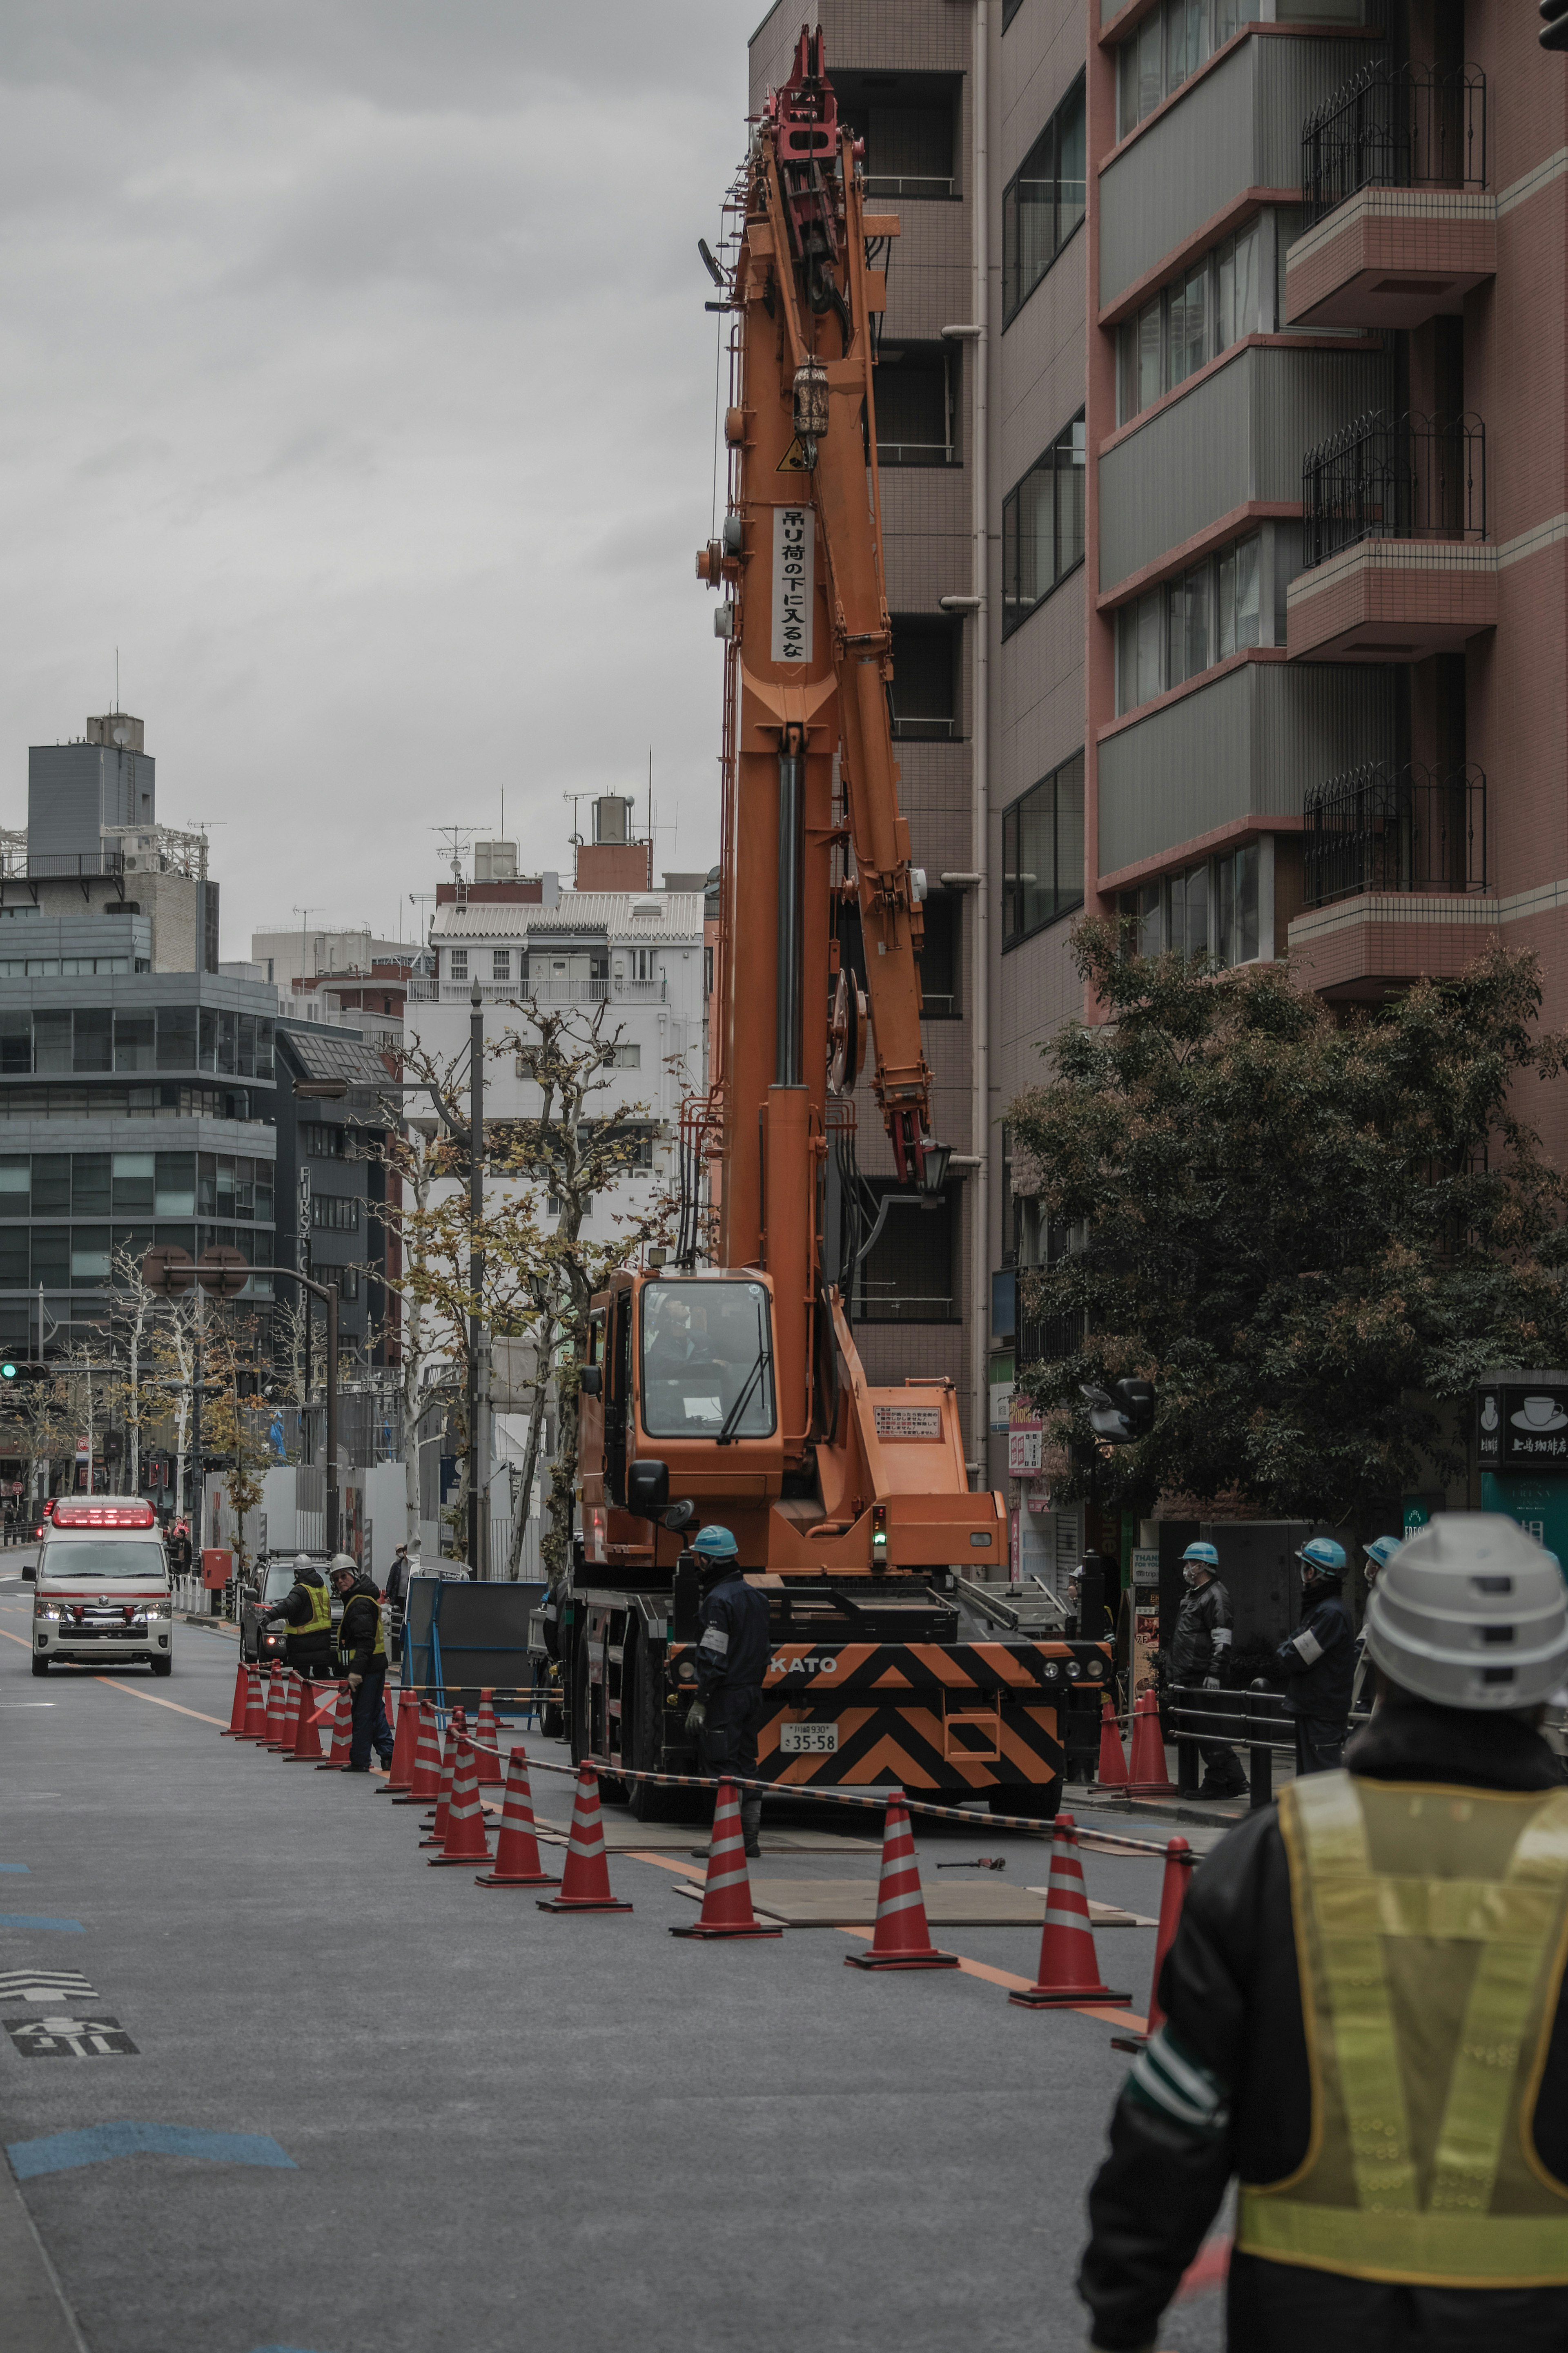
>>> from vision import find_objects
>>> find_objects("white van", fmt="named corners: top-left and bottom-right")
top-left (27, 1501), bottom-right (174, 1677)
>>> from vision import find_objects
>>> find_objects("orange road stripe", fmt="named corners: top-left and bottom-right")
top-left (91, 1679), bottom-right (228, 1728)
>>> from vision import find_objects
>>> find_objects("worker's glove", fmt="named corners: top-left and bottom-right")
top-left (1203, 1675), bottom-right (1222, 1691)
top-left (685, 1700), bottom-right (706, 1735)
top-left (347, 1673), bottom-right (363, 1691)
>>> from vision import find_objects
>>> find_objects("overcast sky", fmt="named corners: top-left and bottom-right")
top-left (0, 2), bottom-right (755, 952)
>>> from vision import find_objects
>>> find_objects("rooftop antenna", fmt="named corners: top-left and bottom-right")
top-left (432, 825), bottom-right (480, 884)
top-left (647, 746), bottom-right (653, 886)
top-left (561, 791), bottom-right (591, 848)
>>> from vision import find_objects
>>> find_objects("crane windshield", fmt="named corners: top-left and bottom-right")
top-left (639, 1280), bottom-right (776, 1441)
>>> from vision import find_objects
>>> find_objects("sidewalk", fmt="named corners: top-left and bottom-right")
top-left (0, 2147), bottom-right (87, 2353)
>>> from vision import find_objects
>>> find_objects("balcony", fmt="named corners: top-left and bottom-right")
top-left (1287, 411), bottom-right (1496, 663)
top-left (1292, 762), bottom-right (1492, 1003)
top-left (1287, 62), bottom-right (1492, 332)
top-left (410, 975), bottom-right (666, 1008)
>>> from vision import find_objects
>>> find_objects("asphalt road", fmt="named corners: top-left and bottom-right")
top-left (0, 1563), bottom-right (1227, 2353)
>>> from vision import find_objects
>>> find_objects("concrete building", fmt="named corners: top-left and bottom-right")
top-left (270, 1022), bottom-right (397, 1367)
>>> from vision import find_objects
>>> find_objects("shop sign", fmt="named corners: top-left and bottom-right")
top-left (1477, 1378), bottom-right (1568, 1473)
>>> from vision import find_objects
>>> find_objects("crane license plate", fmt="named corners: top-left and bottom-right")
top-left (779, 1722), bottom-right (838, 1754)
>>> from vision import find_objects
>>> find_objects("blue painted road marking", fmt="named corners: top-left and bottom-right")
top-left (0, 1864), bottom-right (30, 1872)
top-left (7, 2123), bottom-right (296, 2178)
top-left (0, 1915), bottom-right (82, 1931)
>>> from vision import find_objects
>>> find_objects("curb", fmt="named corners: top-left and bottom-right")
top-left (0, 2145), bottom-right (89, 2353)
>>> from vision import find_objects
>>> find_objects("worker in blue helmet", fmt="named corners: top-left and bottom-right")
top-left (1275, 1536), bottom-right (1353, 1776)
top-left (1351, 1534), bottom-right (1403, 1711)
top-left (686, 1525), bottom-right (771, 1856)
top-left (1169, 1541), bottom-right (1247, 1798)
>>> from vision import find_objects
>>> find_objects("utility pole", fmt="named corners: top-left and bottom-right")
top-left (191, 1277), bottom-right (204, 1545)
top-left (468, 983), bottom-right (486, 1577)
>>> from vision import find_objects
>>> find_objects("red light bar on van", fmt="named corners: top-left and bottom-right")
top-left (50, 1502), bottom-right (158, 1529)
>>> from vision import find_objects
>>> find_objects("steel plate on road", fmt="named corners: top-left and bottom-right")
top-left (779, 1722), bottom-right (839, 1754)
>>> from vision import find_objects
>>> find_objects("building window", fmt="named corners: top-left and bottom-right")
top-left (1114, 530), bottom-right (1273, 714)
top-left (1117, 840), bottom-right (1261, 966)
top-left (851, 1182), bottom-right (957, 1322)
top-left (875, 344), bottom-right (957, 466)
top-left (1002, 754), bottom-right (1085, 949)
top-left (1002, 74), bottom-right (1086, 325)
top-left (918, 890), bottom-right (960, 1018)
top-left (613, 1043), bottom-right (641, 1068)
top-left (492, 950), bottom-right (510, 981)
top-left (1117, 0), bottom-right (1264, 140)
top-left (311, 1194), bottom-right (360, 1232)
top-left (836, 74), bottom-right (959, 201)
top-left (1117, 216), bottom-right (1275, 424)
top-left (1001, 415), bottom-right (1085, 638)
top-left (302, 1123), bottom-right (345, 1160)
top-left (449, 949), bottom-right (468, 981)
top-left (336, 1266), bottom-right (361, 1302)
top-left (704, 946), bottom-right (713, 997)
top-left (888, 616), bottom-right (959, 740)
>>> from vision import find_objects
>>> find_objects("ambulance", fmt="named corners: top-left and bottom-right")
top-left (27, 1501), bottom-right (174, 1676)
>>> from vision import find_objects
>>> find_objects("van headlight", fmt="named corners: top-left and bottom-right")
top-left (33, 1601), bottom-right (62, 1621)
top-left (146, 1597), bottom-right (173, 1619)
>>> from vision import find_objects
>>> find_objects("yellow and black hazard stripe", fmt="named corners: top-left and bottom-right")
top-left (756, 1693), bottom-right (1068, 1793)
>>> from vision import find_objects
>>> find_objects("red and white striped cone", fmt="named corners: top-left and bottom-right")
top-left (844, 1791), bottom-right (957, 1971)
top-left (537, 1765), bottom-right (633, 1914)
top-left (1009, 1814), bottom-right (1130, 2007)
top-left (381, 1691), bottom-right (419, 1793)
top-left (1094, 1697), bottom-right (1130, 1789)
top-left (1146, 1837), bottom-right (1195, 2036)
top-left (285, 1675), bottom-right (330, 1761)
top-left (428, 1731), bottom-right (493, 1866)
top-left (472, 1689), bottom-right (503, 1790)
top-left (256, 1663), bottom-right (286, 1746)
top-left (475, 1748), bottom-right (560, 1888)
top-left (1125, 1689), bottom-right (1178, 1798)
top-left (239, 1666), bottom-right (268, 1740)
top-left (270, 1675), bottom-right (302, 1756)
top-left (316, 1680), bottom-right (355, 1770)
top-left (392, 1699), bottom-right (442, 1805)
top-left (221, 1659), bottom-right (249, 1735)
top-left (419, 1712), bottom-right (462, 1847)
top-left (671, 1779), bottom-right (782, 1940)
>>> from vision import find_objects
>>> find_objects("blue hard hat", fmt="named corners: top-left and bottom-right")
top-left (1181, 1541), bottom-right (1219, 1568)
top-left (691, 1524), bottom-right (739, 1561)
top-left (1297, 1536), bottom-right (1347, 1575)
top-left (1364, 1535), bottom-right (1401, 1571)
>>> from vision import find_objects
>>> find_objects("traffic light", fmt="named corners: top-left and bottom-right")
top-left (0, 1361), bottom-right (16, 1382)
top-left (1543, 0), bottom-right (1568, 51)
top-left (1080, 1378), bottom-right (1156, 1444)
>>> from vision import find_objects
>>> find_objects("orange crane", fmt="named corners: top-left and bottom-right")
top-left (569, 28), bottom-right (1109, 1819)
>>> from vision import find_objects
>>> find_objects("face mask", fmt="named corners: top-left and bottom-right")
top-left (1183, 1565), bottom-right (1206, 1588)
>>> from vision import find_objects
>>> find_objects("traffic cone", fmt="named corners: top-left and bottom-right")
top-left (428, 1732), bottom-right (493, 1866)
top-left (475, 1748), bottom-right (560, 1888)
top-left (1146, 1837), bottom-right (1195, 2035)
top-left (1126, 1691), bottom-right (1178, 1798)
top-left (221, 1659), bottom-right (249, 1736)
top-left (1094, 1698), bottom-right (1130, 1789)
top-left (316, 1680), bottom-right (355, 1770)
top-left (473, 1690), bottom-right (503, 1789)
top-left (844, 1790), bottom-right (957, 1970)
top-left (270, 1675), bottom-right (302, 1756)
top-left (381, 1691), bottom-right (420, 1794)
top-left (285, 1674), bottom-right (334, 1762)
top-left (1009, 1814), bottom-right (1131, 2006)
top-left (257, 1663), bottom-right (286, 1747)
top-left (671, 1779), bottom-right (782, 1940)
top-left (392, 1700), bottom-right (442, 1806)
top-left (239, 1666), bottom-right (268, 1741)
top-left (537, 1766), bottom-right (633, 1913)
top-left (419, 1712), bottom-right (462, 1847)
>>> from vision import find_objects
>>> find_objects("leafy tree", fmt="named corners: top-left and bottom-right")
top-left (1007, 925), bottom-right (1568, 1533)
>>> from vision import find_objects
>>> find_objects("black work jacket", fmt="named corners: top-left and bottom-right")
top-left (695, 1569), bottom-right (770, 1705)
top-left (260, 1569), bottom-right (333, 1661)
top-left (1169, 1576), bottom-right (1233, 1685)
top-left (1079, 1697), bottom-right (1568, 2353)
top-left (1275, 1588), bottom-right (1354, 1720)
top-left (335, 1579), bottom-right (385, 1677)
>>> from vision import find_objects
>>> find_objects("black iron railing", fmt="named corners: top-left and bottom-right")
top-left (1303, 761), bottom-right (1488, 910)
top-left (1303, 58), bottom-right (1487, 230)
top-left (1016, 1307), bottom-right (1084, 1371)
top-left (1303, 408), bottom-right (1486, 567)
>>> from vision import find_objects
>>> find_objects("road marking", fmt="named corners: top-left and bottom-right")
top-left (0, 1864), bottom-right (30, 1872)
top-left (0, 1916), bottom-right (84, 1932)
top-left (4, 2013), bottom-right (138, 2057)
top-left (7, 2123), bottom-right (295, 2178)
top-left (0, 1971), bottom-right (97, 2001)
top-left (89, 1679), bottom-right (226, 1727)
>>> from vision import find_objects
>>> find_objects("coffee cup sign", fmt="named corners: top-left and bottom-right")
top-left (1478, 1380), bottom-right (1568, 1471)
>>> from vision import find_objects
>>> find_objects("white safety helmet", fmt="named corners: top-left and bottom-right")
top-left (1363, 1512), bottom-right (1568, 1712)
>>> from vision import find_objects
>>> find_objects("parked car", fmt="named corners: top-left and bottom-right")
top-left (238, 1551), bottom-right (343, 1666)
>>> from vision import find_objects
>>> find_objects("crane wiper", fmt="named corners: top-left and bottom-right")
top-left (717, 1311), bottom-right (772, 1446)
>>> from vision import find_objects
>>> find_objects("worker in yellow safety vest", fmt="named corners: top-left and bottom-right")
top-left (1078, 1512), bottom-right (1568, 2353)
top-left (256, 1552), bottom-right (335, 1681)
top-left (329, 1554), bottom-right (394, 1774)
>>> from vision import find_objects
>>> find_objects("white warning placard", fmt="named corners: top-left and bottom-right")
top-left (772, 504), bottom-right (814, 664)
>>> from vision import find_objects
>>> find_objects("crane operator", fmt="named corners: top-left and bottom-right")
top-left (685, 1523), bottom-right (770, 1858)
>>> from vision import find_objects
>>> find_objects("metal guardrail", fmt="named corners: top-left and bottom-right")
top-left (1303, 759), bottom-right (1488, 908)
top-left (1166, 1682), bottom-right (1372, 1811)
top-left (1303, 59), bottom-right (1487, 231)
top-left (1303, 407), bottom-right (1487, 566)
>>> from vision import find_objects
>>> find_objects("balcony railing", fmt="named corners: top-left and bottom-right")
top-left (25, 852), bottom-right (126, 880)
top-left (864, 174), bottom-right (956, 200)
top-left (1302, 409), bottom-right (1486, 568)
top-left (1303, 59), bottom-right (1487, 231)
top-left (412, 975), bottom-right (666, 1008)
top-left (1303, 762), bottom-right (1488, 910)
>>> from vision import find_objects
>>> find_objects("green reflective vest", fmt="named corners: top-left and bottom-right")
top-left (1238, 1769), bottom-right (1568, 2289)
top-left (335, 1587), bottom-right (385, 1669)
top-left (293, 1577), bottom-right (332, 1640)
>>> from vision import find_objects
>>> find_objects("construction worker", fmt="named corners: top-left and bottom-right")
top-left (1351, 1533), bottom-right (1403, 1712)
top-left (327, 1553), bottom-right (394, 1773)
top-left (1079, 1512), bottom-right (1568, 2352)
top-left (1169, 1541), bottom-right (1246, 1798)
top-left (255, 1551), bottom-right (334, 1682)
top-left (382, 1541), bottom-right (414, 1663)
top-left (1277, 1535), bottom-right (1353, 1775)
top-left (684, 1523), bottom-right (769, 1857)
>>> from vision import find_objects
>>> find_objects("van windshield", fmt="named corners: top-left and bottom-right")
top-left (263, 1564), bottom-right (299, 1601)
top-left (41, 1541), bottom-right (167, 1581)
top-left (639, 1279), bottom-right (776, 1441)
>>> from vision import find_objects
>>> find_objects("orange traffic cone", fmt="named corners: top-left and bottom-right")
top-left (392, 1700), bottom-right (441, 1806)
top-left (472, 1689), bottom-right (503, 1789)
top-left (537, 1766), bottom-right (633, 1913)
top-left (419, 1712), bottom-right (462, 1847)
top-left (1094, 1697), bottom-right (1130, 1789)
top-left (671, 1779), bottom-right (782, 1940)
top-left (1126, 1690), bottom-right (1178, 1798)
top-left (257, 1663), bottom-right (286, 1746)
top-left (316, 1680), bottom-right (355, 1770)
top-left (285, 1675), bottom-right (329, 1761)
top-left (475, 1748), bottom-right (560, 1888)
top-left (271, 1675), bottom-right (302, 1755)
top-left (844, 1791), bottom-right (957, 1971)
top-left (1146, 1836), bottom-right (1195, 2035)
top-left (221, 1659), bottom-right (249, 1736)
top-left (1009, 1814), bottom-right (1130, 2007)
top-left (238, 1666), bottom-right (268, 1741)
top-left (381, 1691), bottom-right (419, 1793)
top-left (429, 1731), bottom-right (493, 1866)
